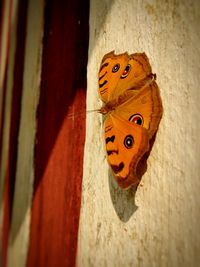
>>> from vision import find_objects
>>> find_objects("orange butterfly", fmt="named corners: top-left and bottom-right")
top-left (98, 51), bottom-right (163, 189)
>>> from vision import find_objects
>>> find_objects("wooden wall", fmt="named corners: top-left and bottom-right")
top-left (0, 0), bottom-right (89, 266)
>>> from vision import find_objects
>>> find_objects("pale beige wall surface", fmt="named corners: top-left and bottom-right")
top-left (77, 0), bottom-right (200, 267)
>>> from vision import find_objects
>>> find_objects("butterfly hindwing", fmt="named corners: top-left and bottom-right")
top-left (104, 114), bottom-right (149, 189)
top-left (113, 81), bottom-right (162, 139)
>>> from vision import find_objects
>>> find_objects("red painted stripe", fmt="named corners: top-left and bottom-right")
top-left (1, 1), bottom-right (28, 266)
top-left (26, 1), bottom-right (89, 266)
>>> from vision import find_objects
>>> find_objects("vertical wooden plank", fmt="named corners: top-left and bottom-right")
top-left (77, 0), bottom-right (200, 267)
top-left (26, 0), bottom-right (89, 267)
top-left (0, 0), bottom-right (11, 108)
top-left (0, 0), bottom-right (12, 136)
top-left (6, 0), bottom-right (45, 266)
top-left (0, 0), bottom-right (13, 259)
top-left (0, 0), bottom-right (13, 198)
top-left (0, 1), bottom-right (21, 266)
top-left (1, 0), bottom-right (28, 266)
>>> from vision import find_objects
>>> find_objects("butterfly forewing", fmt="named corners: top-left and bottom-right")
top-left (98, 52), bottom-right (129, 103)
top-left (109, 53), bottom-right (153, 101)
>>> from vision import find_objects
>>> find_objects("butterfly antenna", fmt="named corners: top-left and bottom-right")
top-left (67, 109), bottom-right (100, 119)
top-left (86, 109), bottom-right (101, 113)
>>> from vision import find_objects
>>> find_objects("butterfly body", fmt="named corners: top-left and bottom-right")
top-left (98, 51), bottom-right (163, 189)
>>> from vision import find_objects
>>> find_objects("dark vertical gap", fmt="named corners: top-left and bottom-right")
top-left (0, 70), bottom-right (7, 170)
top-left (1, 0), bottom-right (28, 266)
top-left (0, 67), bottom-right (7, 267)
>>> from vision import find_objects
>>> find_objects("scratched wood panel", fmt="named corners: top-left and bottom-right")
top-left (0, 1), bottom-right (24, 266)
top-left (77, 1), bottom-right (200, 267)
top-left (0, 0), bottom-right (13, 207)
top-left (5, 0), bottom-right (45, 266)
top-left (0, 0), bottom-right (89, 266)
top-left (0, 0), bottom-right (12, 123)
top-left (26, 1), bottom-right (89, 267)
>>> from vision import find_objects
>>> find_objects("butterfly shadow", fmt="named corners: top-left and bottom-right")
top-left (108, 169), bottom-right (138, 222)
top-left (108, 132), bottom-right (158, 222)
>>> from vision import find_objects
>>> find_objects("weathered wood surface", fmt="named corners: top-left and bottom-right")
top-left (6, 0), bottom-right (45, 266)
top-left (0, 1), bottom-right (26, 266)
top-left (0, 0), bottom-right (89, 266)
top-left (77, 1), bottom-right (200, 266)
top-left (26, 1), bottom-right (89, 266)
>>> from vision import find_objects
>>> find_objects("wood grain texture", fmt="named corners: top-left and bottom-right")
top-left (0, 0), bottom-right (12, 123)
top-left (0, 1), bottom-right (25, 266)
top-left (0, 0), bottom-right (13, 219)
top-left (77, 1), bottom-right (200, 266)
top-left (26, 1), bottom-right (89, 267)
top-left (6, 0), bottom-right (45, 266)
top-left (0, 0), bottom-right (89, 266)
top-left (0, 1), bottom-right (28, 266)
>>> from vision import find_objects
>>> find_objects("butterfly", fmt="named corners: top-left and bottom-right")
top-left (98, 51), bottom-right (163, 189)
